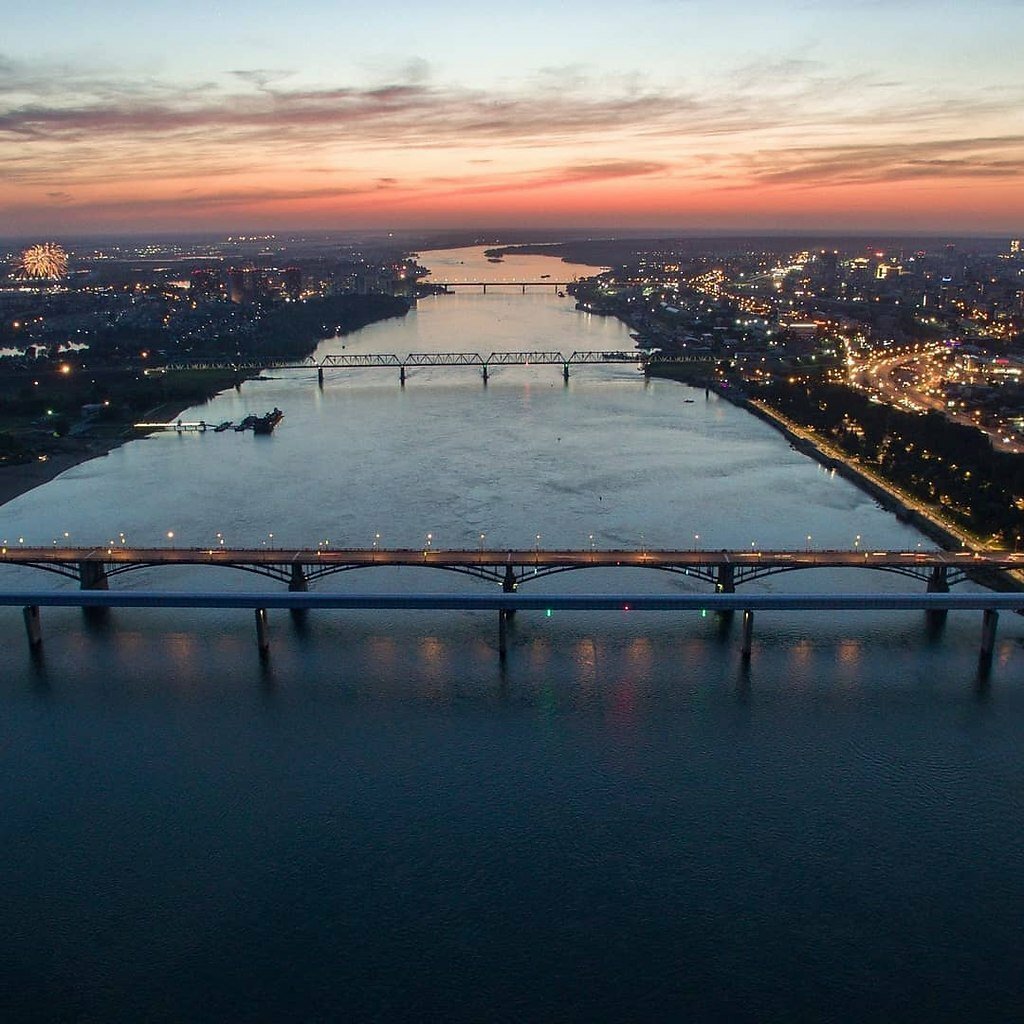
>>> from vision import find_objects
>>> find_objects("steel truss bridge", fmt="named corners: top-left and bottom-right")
top-left (160, 350), bottom-right (644, 383)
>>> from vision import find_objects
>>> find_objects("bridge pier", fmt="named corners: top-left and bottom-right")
top-left (317, 367), bottom-right (324, 388)
top-left (23, 605), bottom-right (42, 648)
top-left (563, 363), bottom-right (570, 384)
top-left (716, 563), bottom-right (735, 620)
top-left (741, 609), bottom-right (754, 660)
top-left (289, 564), bottom-right (308, 621)
top-left (503, 565), bottom-right (517, 619)
top-left (482, 365), bottom-right (488, 384)
top-left (926, 566), bottom-right (949, 628)
top-left (79, 560), bottom-right (108, 591)
top-left (255, 608), bottom-right (270, 654)
top-left (482, 284), bottom-right (487, 295)
top-left (715, 564), bottom-right (735, 593)
top-left (400, 366), bottom-right (406, 386)
top-left (521, 285), bottom-right (526, 294)
top-left (980, 609), bottom-right (998, 665)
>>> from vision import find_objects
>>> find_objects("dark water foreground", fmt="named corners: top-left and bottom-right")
top-left (2, 602), bottom-right (1022, 1023)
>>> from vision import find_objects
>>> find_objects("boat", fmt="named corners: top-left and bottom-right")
top-left (213, 421), bottom-right (233, 432)
top-left (252, 408), bottom-right (284, 435)
top-left (234, 415), bottom-right (256, 432)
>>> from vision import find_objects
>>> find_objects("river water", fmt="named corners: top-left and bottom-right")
top-left (1, 247), bottom-right (1022, 1022)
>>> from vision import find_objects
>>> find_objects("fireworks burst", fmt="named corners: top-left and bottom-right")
top-left (18, 242), bottom-right (69, 280)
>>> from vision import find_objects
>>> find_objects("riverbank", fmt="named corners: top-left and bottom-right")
top-left (643, 360), bottom-right (980, 549)
top-left (0, 396), bottom-right (206, 510)
top-left (1, 296), bottom-right (411, 510)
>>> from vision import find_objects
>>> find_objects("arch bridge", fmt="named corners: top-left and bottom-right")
top-left (2, 545), bottom-right (1014, 598)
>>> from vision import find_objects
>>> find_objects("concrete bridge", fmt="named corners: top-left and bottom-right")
top-left (160, 350), bottom-right (642, 385)
top-left (2, 544), bottom-right (1015, 591)
top-left (3, 546), bottom-right (1021, 667)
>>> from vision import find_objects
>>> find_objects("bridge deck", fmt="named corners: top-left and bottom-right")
top-left (1, 546), bottom-right (1020, 571)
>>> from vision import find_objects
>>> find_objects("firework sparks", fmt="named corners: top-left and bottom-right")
top-left (18, 242), bottom-right (69, 280)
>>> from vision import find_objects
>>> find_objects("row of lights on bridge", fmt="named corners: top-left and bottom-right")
top-left (3, 532), bottom-right (929, 554)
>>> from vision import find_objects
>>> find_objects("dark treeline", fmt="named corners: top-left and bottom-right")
top-left (183, 293), bottom-right (409, 360)
top-left (758, 381), bottom-right (1024, 542)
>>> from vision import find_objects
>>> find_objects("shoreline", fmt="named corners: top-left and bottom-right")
top-left (645, 366), bottom-right (1023, 587)
top-left (0, 293), bottom-right (411, 511)
top-left (0, 397), bottom-right (198, 510)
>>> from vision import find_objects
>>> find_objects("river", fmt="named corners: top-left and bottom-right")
top-left (1, 246), bottom-right (1022, 1022)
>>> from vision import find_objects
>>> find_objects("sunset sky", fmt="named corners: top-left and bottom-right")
top-left (2, 0), bottom-right (1022, 234)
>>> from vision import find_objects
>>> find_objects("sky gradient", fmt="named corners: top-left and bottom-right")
top-left (2, 0), bottom-right (1022, 234)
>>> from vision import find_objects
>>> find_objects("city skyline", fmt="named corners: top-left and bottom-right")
top-left (2, 0), bottom-right (1023, 234)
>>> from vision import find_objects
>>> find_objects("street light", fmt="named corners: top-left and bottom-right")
top-left (167, 530), bottom-right (175, 548)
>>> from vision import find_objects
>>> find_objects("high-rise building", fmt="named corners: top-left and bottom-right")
top-left (283, 266), bottom-right (302, 301)
top-left (228, 267), bottom-right (246, 304)
top-left (227, 266), bottom-right (263, 303)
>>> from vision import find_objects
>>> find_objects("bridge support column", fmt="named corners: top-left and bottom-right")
top-left (482, 365), bottom-right (488, 384)
top-left (563, 363), bottom-right (570, 384)
top-left (715, 564), bottom-right (734, 594)
top-left (521, 285), bottom-right (526, 294)
top-left (715, 564), bottom-right (735, 620)
top-left (741, 610), bottom-right (754, 660)
top-left (927, 566), bottom-right (949, 628)
top-left (255, 608), bottom-right (270, 654)
top-left (23, 606), bottom-right (42, 648)
top-left (400, 366), bottom-right (406, 386)
top-left (79, 560), bottom-right (108, 591)
top-left (503, 565), bottom-right (517, 620)
top-left (289, 564), bottom-right (308, 621)
top-left (980, 609), bottom-right (998, 664)
top-left (317, 367), bottom-right (324, 388)
top-left (482, 284), bottom-right (487, 295)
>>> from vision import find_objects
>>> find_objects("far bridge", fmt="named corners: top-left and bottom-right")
top-left (432, 280), bottom-right (574, 293)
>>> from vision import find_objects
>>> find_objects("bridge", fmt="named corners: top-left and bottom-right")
top-left (3, 546), bottom-right (1021, 667)
top-left (159, 350), bottom-right (643, 385)
top-left (432, 280), bottom-right (573, 293)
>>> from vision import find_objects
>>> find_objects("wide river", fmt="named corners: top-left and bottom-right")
top-left (1, 247), bottom-right (1022, 1022)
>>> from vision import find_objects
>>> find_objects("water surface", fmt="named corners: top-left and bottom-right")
top-left (1, 246), bottom-right (1021, 1023)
